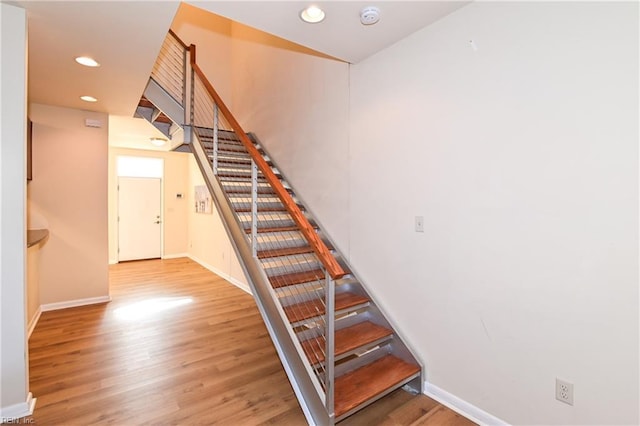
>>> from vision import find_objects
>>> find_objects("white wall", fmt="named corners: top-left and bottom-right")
top-left (171, 2), bottom-right (233, 107)
top-left (0, 2), bottom-right (32, 417)
top-left (108, 147), bottom-right (190, 263)
top-left (230, 22), bottom-right (351, 255)
top-left (171, 4), bottom-right (248, 290)
top-left (28, 103), bottom-right (109, 306)
top-left (349, 2), bottom-right (638, 425)
top-left (187, 155), bottom-right (248, 292)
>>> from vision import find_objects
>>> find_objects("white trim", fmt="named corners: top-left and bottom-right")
top-left (27, 307), bottom-right (42, 338)
top-left (41, 296), bottom-right (111, 312)
top-left (424, 382), bottom-right (509, 426)
top-left (188, 255), bottom-right (252, 295)
top-left (162, 253), bottom-right (189, 260)
top-left (108, 258), bottom-right (118, 265)
top-left (0, 392), bottom-right (36, 420)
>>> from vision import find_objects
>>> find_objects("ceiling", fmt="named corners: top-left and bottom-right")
top-left (16, 1), bottom-right (469, 150)
top-left (191, 1), bottom-right (470, 64)
top-left (20, 1), bottom-right (180, 117)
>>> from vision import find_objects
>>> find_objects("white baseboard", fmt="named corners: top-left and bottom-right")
top-left (27, 307), bottom-right (42, 339)
top-left (188, 255), bottom-right (252, 295)
top-left (41, 295), bottom-right (111, 312)
top-left (0, 392), bottom-right (36, 420)
top-left (424, 382), bottom-right (509, 426)
top-left (162, 253), bottom-right (189, 260)
top-left (108, 258), bottom-right (118, 265)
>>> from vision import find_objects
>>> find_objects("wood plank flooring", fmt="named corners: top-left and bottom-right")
top-left (27, 258), bottom-right (304, 425)
top-left (25, 257), bottom-right (475, 425)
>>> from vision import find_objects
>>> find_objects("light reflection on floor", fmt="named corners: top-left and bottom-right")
top-left (113, 297), bottom-right (193, 321)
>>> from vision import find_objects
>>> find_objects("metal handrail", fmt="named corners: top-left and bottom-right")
top-left (189, 57), bottom-right (345, 281)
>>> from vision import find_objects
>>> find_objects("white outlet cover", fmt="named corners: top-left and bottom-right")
top-left (555, 378), bottom-right (574, 405)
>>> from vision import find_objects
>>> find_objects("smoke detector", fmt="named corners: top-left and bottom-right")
top-left (360, 6), bottom-right (380, 25)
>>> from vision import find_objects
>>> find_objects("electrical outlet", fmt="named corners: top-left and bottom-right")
top-left (556, 378), bottom-right (574, 405)
top-left (415, 216), bottom-right (424, 233)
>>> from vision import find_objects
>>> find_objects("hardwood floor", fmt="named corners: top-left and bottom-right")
top-left (25, 258), bottom-right (474, 425)
top-left (28, 258), bottom-right (304, 425)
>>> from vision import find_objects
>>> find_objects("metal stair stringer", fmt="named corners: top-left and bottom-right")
top-left (136, 77), bottom-right (192, 150)
top-left (189, 127), bottom-right (331, 425)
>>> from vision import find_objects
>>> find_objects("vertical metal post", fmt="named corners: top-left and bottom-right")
top-left (325, 269), bottom-right (335, 420)
top-left (213, 104), bottom-right (219, 174)
top-left (182, 47), bottom-right (188, 118)
top-left (250, 160), bottom-right (259, 258)
top-left (190, 67), bottom-right (195, 127)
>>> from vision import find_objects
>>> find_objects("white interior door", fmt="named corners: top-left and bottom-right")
top-left (118, 177), bottom-right (162, 261)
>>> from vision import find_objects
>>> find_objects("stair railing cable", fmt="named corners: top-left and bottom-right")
top-left (151, 32), bottom-right (340, 422)
top-left (150, 31), bottom-right (186, 106)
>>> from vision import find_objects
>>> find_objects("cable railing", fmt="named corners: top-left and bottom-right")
top-left (150, 30), bottom-right (187, 106)
top-left (150, 31), bottom-right (345, 423)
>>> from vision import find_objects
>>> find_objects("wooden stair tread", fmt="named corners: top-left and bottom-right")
top-left (283, 292), bottom-right (368, 324)
top-left (258, 245), bottom-right (314, 259)
top-left (244, 225), bottom-right (299, 234)
top-left (335, 355), bottom-right (421, 418)
top-left (269, 269), bottom-right (324, 288)
top-left (301, 321), bottom-right (393, 365)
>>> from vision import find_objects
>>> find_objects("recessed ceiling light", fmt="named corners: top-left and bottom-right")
top-left (300, 5), bottom-right (325, 24)
top-left (75, 56), bottom-right (100, 67)
top-left (150, 137), bottom-right (168, 147)
top-left (80, 95), bottom-right (98, 102)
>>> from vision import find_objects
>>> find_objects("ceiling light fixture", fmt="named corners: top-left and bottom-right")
top-left (75, 56), bottom-right (100, 67)
top-left (360, 6), bottom-right (381, 25)
top-left (150, 137), bottom-right (168, 147)
top-left (80, 95), bottom-right (98, 102)
top-left (300, 5), bottom-right (325, 24)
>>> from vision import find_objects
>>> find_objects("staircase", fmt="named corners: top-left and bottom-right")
top-left (137, 31), bottom-right (423, 425)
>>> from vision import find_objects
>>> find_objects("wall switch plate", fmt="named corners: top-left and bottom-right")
top-left (415, 216), bottom-right (424, 233)
top-left (556, 378), bottom-right (574, 405)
